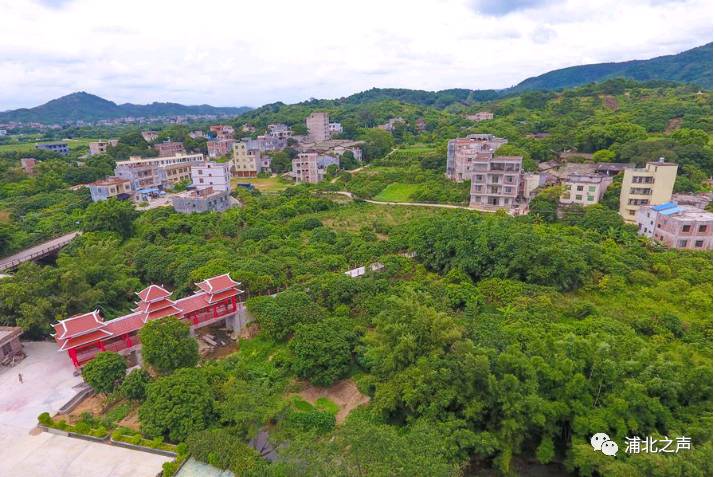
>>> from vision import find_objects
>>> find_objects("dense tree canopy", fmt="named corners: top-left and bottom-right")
top-left (139, 317), bottom-right (199, 374)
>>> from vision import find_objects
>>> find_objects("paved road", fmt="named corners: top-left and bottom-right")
top-left (0, 232), bottom-right (80, 271)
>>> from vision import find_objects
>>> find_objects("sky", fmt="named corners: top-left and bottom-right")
top-left (0, 0), bottom-right (711, 110)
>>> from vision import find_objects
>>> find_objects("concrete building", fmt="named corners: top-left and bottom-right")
top-left (0, 326), bottom-right (23, 364)
top-left (232, 142), bottom-right (263, 178)
top-left (207, 139), bottom-right (235, 158)
top-left (469, 155), bottom-right (523, 210)
top-left (636, 202), bottom-right (712, 250)
top-left (88, 140), bottom-right (119, 156)
top-left (619, 159), bottom-right (678, 223)
top-left (87, 177), bottom-right (134, 202)
top-left (210, 125), bottom-right (235, 140)
top-left (446, 134), bottom-right (508, 182)
top-left (521, 172), bottom-right (544, 202)
top-left (36, 142), bottom-right (69, 156)
top-left (297, 139), bottom-right (363, 162)
top-left (306, 112), bottom-right (330, 142)
top-left (466, 112), bottom-right (494, 121)
top-left (20, 158), bottom-right (37, 175)
top-left (267, 124), bottom-right (292, 139)
top-left (328, 122), bottom-right (343, 135)
top-left (671, 192), bottom-right (712, 210)
top-left (141, 131), bottom-right (159, 143)
top-left (560, 173), bottom-right (613, 206)
top-left (172, 188), bottom-right (232, 214)
top-left (242, 135), bottom-right (286, 153)
top-left (154, 141), bottom-right (186, 157)
top-left (114, 153), bottom-right (204, 192)
top-left (292, 153), bottom-right (339, 184)
top-left (191, 161), bottom-right (231, 192)
top-left (378, 117), bottom-right (405, 132)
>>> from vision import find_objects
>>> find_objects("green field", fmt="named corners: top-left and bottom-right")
top-left (0, 137), bottom-right (100, 154)
top-left (232, 175), bottom-right (293, 193)
top-left (373, 183), bottom-right (419, 202)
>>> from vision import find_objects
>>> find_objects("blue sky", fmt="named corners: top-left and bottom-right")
top-left (0, 0), bottom-right (711, 110)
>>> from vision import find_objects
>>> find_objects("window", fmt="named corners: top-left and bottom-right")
top-left (588, 186), bottom-right (596, 192)
top-left (575, 195), bottom-right (582, 200)
top-left (2, 342), bottom-right (12, 355)
top-left (629, 210), bottom-right (635, 216)
top-left (677, 240), bottom-right (687, 247)
top-left (698, 224), bottom-right (707, 233)
top-left (504, 187), bottom-right (512, 193)
top-left (682, 225), bottom-right (691, 233)
top-left (695, 240), bottom-right (704, 248)
top-left (576, 185), bottom-right (584, 191)
top-left (587, 196), bottom-right (594, 202)
top-left (199, 178), bottom-right (204, 184)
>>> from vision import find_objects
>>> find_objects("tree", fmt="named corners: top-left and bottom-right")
top-left (359, 128), bottom-right (394, 161)
top-left (247, 291), bottom-right (327, 341)
top-left (139, 317), bottom-right (198, 374)
top-left (139, 368), bottom-right (215, 442)
top-left (119, 368), bottom-right (151, 401)
top-left (186, 429), bottom-right (267, 475)
top-left (82, 198), bottom-right (138, 239)
top-left (81, 351), bottom-right (127, 394)
top-left (290, 316), bottom-right (356, 386)
top-left (528, 187), bottom-right (561, 222)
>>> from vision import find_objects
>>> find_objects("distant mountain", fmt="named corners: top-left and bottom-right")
top-left (510, 43), bottom-right (712, 92)
top-left (0, 92), bottom-right (252, 124)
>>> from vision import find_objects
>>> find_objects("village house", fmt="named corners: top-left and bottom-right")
top-left (328, 122), bottom-right (343, 135)
top-left (671, 192), bottom-right (712, 210)
top-left (469, 155), bottom-right (523, 210)
top-left (306, 111), bottom-right (330, 142)
top-left (231, 142), bottom-right (271, 177)
top-left (619, 158), bottom-right (678, 223)
top-left (36, 142), bottom-right (69, 156)
top-left (0, 326), bottom-right (23, 365)
top-left (560, 173), bottom-right (613, 206)
top-left (297, 138), bottom-right (363, 162)
top-left (415, 118), bottom-right (427, 131)
top-left (378, 117), bottom-right (405, 132)
top-left (191, 160), bottom-right (231, 192)
top-left (636, 202), bottom-right (713, 250)
top-left (241, 123), bottom-right (256, 133)
top-left (292, 152), bottom-right (339, 184)
top-left (154, 141), bottom-right (186, 157)
top-left (141, 131), bottom-right (159, 143)
top-left (207, 138), bottom-right (235, 158)
top-left (172, 187), bottom-right (233, 214)
top-left (242, 135), bottom-right (286, 153)
top-left (20, 157), bottom-right (37, 175)
top-left (88, 139), bottom-right (119, 156)
top-left (51, 274), bottom-right (245, 368)
top-left (446, 134), bottom-right (508, 182)
top-left (210, 125), bottom-right (235, 140)
top-left (87, 176), bottom-right (134, 202)
top-left (114, 153), bottom-right (204, 193)
top-left (466, 112), bottom-right (494, 121)
top-left (267, 123), bottom-right (292, 139)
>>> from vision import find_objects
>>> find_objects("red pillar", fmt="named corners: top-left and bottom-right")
top-left (68, 349), bottom-right (79, 367)
top-left (124, 334), bottom-right (132, 348)
top-left (231, 295), bottom-right (237, 311)
top-left (98, 341), bottom-right (105, 352)
top-left (192, 313), bottom-right (199, 325)
top-left (212, 304), bottom-right (218, 318)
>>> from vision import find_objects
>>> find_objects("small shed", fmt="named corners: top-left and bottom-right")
top-left (0, 326), bottom-right (23, 364)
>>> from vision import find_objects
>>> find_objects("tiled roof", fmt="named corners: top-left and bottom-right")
top-left (136, 284), bottom-right (172, 302)
top-left (53, 310), bottom-right (104, 339)
top-left (58, 328), bottom-right (113, 351)
top-left (195, 274), bottom-right (240, 294)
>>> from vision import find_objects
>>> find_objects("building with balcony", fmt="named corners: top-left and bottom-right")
top-left (114, 153), bottom-right (204, 192)
top-left (241, 135), bottom-right (286, 153)
top-left (619, 159), bottom-right (678, 223)
top-left (207, 138), bottom-right (235, 158)
top-left (191, 160), bottom-right (231, 192)
top-left (469, 155), bottom-right (523, 210)
top-left (172, 187), bottom-right (232, 214)
top-left (36, 142), bottom-right (69, 156)
top-left (636, 202), bottom-right (712, 250)
top-left (267, 123), bottom-right (292, 139)
top-left (560, 173), bottom-right (613, 206)
top-left (466, 112), bottom-right (494, 121)
top-left (446, 134), bottom-right (508, 182)
top-left (292, 152), bottom-right (339, 184)
top-left (87, 177), bottom-right (134, 202)
top-left (88, 140), bottom-right (119, 156)
top-left (52, 274), bottom-right (244, 368)
top-left (210, 125), bottom-right (235, 140)
top-left (328, 122), bottom-right (343, 135)
top-left (141, 131), bottom-right (159, 143)
top-left (306, 112), bottom-right (330, 142)
top-left (154, 141), bottom-right (186, 157)
top-left (231, 142), bottom-right (270, 177)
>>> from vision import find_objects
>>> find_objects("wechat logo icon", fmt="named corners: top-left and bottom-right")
top-left (591, 433), bottom-right (618, 456)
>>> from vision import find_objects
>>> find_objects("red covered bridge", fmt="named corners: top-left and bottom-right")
top-left (52, 274), bottom-right (244, 367)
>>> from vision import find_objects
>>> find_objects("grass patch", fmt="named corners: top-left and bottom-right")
top-left (232, 175), bottom-right (293, 193)
top-left (0, 138), bottom-right (100, 154)
top-left (373, 183), bottom-right (420, 202)
top-left (290, 396), bottom-right (314, 412)
top-left (315, 397), bottom-right (340, 415)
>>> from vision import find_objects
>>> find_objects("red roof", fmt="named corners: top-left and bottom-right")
top-left (195, 274), bottom-right (240, 294)
top-left (136, 284), bottom-right (172, 302)
top-left (133, 298), bottom-right (177, 313)
top-left (58, 328), bottom-right (113, 351)
top-left (175, 293), bottom-right (211, 314)
top-left (145, 304), bottom-right (183, 321)
top-left (104, 313), bottom-right (145, 336)
top-left (53, 310), bottom-right (104, 339)
top-left (207, 288), bottom-right (240, 304)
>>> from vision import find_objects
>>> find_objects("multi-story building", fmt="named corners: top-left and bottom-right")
top-left (172, 187), bottom-right (233, 214)
top-left (446, 134), bottom-right (508, 182)
top-left (114, 153), bottom-right (204, 191)
top-left (88, 139), bottom-right (119, 156)
top-left (378, 117), bottom-right (405, 132)
top-left (292, 153), bottom-right (339, 184)
top-left (36, 142), bottom-right (69, 156)
top-left (306, 112), bottom-right (330, 142)
top-left (87, 176), bottom-right (134, 202)
top-left (232, 142), bottom-right (263, 178)
top-left (191, 160), bottom-right (231, 192)
top-left (469, 155), bottom-right (523, 210)
top-left (466, 112), bottom-right (494, 121)
top-left (636, 202), bottom-right (712, 250)
top-left (20, 158), bottom-right (37, 175)
top-left (207, 139), bottom-right (235, 158)
top-left (141, 131), bottom-right (159, 143)
top-left (560, 173), bottom-right (613, 206)
top-left (619, 159), bottom-right (678, 223)
top-left (51, 274), bottom-right (245, 367)
top-left (242, 135), bottom-right (286, 153)
top-left (154, 141), bottom-right (186, 157)
top-left (267, 124), bottom-right (292, 139)
top-left (328, 122), bottom-right (343, 135)
top-left (210, 125), bottom-right (235, 140)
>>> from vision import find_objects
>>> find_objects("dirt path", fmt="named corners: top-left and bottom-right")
top-left (298, 379), bottom-right (369, 423)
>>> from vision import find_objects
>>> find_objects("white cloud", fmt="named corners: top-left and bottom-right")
top-left (0, 0), bottom-right (711, 109)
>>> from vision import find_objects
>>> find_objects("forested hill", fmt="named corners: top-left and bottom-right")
top-left (509, 42), bottom-right (712, 92)
top-left (0, 92), bottom-right (252, 124)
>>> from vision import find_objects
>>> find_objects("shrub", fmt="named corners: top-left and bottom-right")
top-left (119, 368), bottom-right (151, 401)
top-left (74, 422), bottom-right (91, 434)
top-left (290, 316), bottom-right (356, 386)
top-left (81, 352), bottom-right (127, 394)
top-left (284, 409), bottom-right (335, 433)
top-left (139, 317), bottom-right (199, 374)
top-left (38, 412), bottom-right (52, 426)
top-left (91, 425), bottom-right (108, 438)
